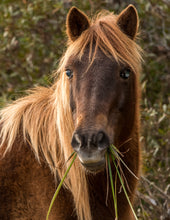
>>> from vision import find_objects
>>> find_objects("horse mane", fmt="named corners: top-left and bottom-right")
top-left (0, 10), bottom-right (143, 220)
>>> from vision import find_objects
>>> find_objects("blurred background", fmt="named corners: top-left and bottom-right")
top-left (0, 0), bottom-right (169, 219)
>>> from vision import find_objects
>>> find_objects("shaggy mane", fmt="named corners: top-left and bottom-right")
top-left (0, 10), bottom-right (142, 220)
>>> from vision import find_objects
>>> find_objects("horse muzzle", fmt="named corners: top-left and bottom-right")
top-left (71, 130), bottom-right (110, 172)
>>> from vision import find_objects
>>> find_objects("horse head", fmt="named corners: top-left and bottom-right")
top-left (63, 5), bottom-right (140, 172)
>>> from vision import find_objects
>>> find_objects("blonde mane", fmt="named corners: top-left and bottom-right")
top-left (0, 11), bottom-right (142, 220)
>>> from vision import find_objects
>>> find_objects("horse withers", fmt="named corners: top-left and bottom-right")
top-left (0, 5), bottom-right (142, 220)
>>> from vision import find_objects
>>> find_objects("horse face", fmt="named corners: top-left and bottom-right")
top-left (66, 48), bottom-right (136, 172)
top-left (65, 6), bottom-right (139, 172)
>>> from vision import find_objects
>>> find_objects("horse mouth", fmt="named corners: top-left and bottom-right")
top-left (76, 149), bottom-right (107, 172)
top-left (81, 159), bottom-right (106, 172)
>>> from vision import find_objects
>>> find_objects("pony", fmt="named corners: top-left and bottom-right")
top-left (0, 4), bottom-right (142, 220)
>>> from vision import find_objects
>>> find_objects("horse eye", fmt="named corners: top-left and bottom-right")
top-left (120, 68), bottom-right (131, 79)
top-left (65, 69), bottom-right (73, 79)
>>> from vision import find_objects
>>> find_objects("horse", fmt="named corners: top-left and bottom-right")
top-left (0, 4), bottom-right (142, 220)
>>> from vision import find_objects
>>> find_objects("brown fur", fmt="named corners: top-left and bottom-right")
top-left (0, 5), bottom-right (142, 220)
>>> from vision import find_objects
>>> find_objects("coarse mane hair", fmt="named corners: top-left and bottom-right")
top-left (0, 10), bottom-right (142, 220)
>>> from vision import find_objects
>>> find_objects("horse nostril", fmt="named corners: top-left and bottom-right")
top-left (97, 132), bottom-right (104, 142)
top-left (71, 130), bottom-right (109, 152)
top-left (97, 131), bottom-right (109, 150)
top-left (71, 133), bottom-right (83, 152)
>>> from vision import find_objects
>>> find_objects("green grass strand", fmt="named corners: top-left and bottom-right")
top-left (107, 154), bottom-right (118, 219)
top-left (46, 152), bottom-right (77, 220)
top-left (110, 145), bottom-right (138, 180)
top-left (110, 153), bottom-right (138, 220)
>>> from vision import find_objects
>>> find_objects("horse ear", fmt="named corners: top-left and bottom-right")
top-left (117, 4), bottom-right (139, 40)
top-left (66, 7), bottom-right (90, 41)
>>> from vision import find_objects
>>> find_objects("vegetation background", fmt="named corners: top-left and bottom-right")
top-left (0, 0), bottom-right (169, 219)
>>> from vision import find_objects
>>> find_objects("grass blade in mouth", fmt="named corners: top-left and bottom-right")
top-left (110, 151), bottom-right (138, 220)
top-left (107, 153), bottom-right (118, 219)
top-left (110, 145), bottom-right (139, 180)
top-left (46, 152), bottom-right (77, 220)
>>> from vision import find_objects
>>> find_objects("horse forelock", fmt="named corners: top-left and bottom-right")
top-left (57, 11), bottom-right (142, 78)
